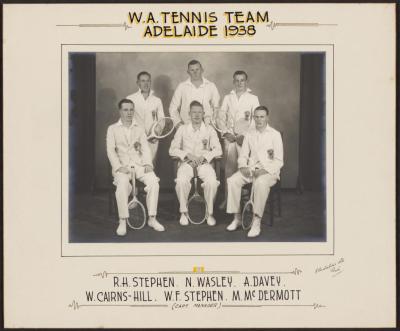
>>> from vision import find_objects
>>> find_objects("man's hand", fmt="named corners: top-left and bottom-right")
top-left (185, 153), bottom-right (198, 163)
top-left (144, 165), bottom-right (153, 173)
top-left (148, 137), bottom-right (158, 144)
top-left (223, 132), bottom-right (236, 143)
top-left (254, 168), bottom-right (268, 178)
top-left (204, 116), bottom-right (211, 125)
top-left (197, 156), bottom-right (207, 165)
top-left (239, 167), bottom-right (252, 178)
top-left (236, 135), bottom-right (245, 146)
top-left (117, 166), bottom-right (130, 175)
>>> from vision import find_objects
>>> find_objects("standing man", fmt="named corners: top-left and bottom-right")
top-left (226, 106), bottom-right (283, 238)
top-left (126, 71), bottom-right (165, 164)
top-left (169, 59), bottom-right (220, 127)
top-left (107, 99), bottom-right (165, 236)
top-left (219, 70), bottom-right (260, 208)
top-left (169, 101), bottom-right (222, 226)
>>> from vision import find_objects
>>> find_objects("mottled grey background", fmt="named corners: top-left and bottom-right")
top-left (95, 52), bottom-right (300, 189)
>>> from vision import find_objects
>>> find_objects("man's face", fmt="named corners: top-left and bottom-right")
top-left (137, 74), bottom-right (151, 93)
top-left (233, 74), bottom-right (248, 92)
top-left (189, 105), bottom-right (204, 124)
top-left (253, 109), bottom-right (268, 130)
top-left (187, 63), bottom-right (203, 81)
top-left (119, 102), bottom-right (134, 123)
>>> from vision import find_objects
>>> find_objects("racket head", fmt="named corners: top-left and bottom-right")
top-left (241, 200), bottom-right (254, 230)
top-left (150, 117), bottom-right (175, 139)
top-left (127, 198), bottom-right (147, 230)
top-left (211, 108), bottom-right (234, 134)
top-left (234, 118), bottom-right (251, 136)
top-left (187, 195), bottom-right (207, 224)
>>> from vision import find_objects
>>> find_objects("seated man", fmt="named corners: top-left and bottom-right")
top-left (169, 100), bottom-right (222, 226)
top-left (106, 98), bottom-right (165, 236)
top-left (226, 106), bottom-right (283, 238)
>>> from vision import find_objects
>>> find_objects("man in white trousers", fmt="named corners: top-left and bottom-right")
top-left (126, 71), bottom-right (165, 165)
top-left (107, 99), bottom-right (165, 236)
top-left (226, 105), bottom-right (283, 238)
top-left (169, 59), bottom-right (220, 127)
top-left (219, 70), bottom-right (260, 208)
top-left (169, 100), bottom-right (222, 226)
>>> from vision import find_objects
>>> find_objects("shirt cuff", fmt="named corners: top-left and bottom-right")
top-left (176, 150), bottom-right (187, 161)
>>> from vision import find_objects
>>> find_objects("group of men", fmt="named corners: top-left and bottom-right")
top-left (106, 59), bottom-right (284, 238)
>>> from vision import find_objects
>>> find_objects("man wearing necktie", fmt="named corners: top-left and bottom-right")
top-left (106, 99), bottom-right (165, 236)
top-left (226, 106), bottom-right (284, 238)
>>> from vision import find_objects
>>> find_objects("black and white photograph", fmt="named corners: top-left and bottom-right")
top-left (66, 49), bottom-right (330, 247)
top-left (4, 3), bottom-right (395, 328)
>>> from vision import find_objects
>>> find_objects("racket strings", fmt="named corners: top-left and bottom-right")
top-left (187, 197), bottom-right (207, 224)
top-left (212, 108), bottom-right (234, 133)
top-left (153, 118), bottom-right (174, 137)
top-left (127, 201), bottom-right (146, 229)
top-left (242, 202), bottom-right (254, 230)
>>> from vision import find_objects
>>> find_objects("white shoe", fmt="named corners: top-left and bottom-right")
top-left (226, 218), bottom-right (241, 231)
top-left (179, 213), bottom-right (189, 226)
top-left (247, 217), bottom-right (261, 238)
top-left (207, 215), bottom-right (216, 226)
top-left (148, 217), bottom-right (165, 232)
top-left (116, 219), bottom-right (127, 236)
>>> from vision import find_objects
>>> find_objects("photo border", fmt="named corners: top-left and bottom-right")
top-left (61, 43), bottom-right (334, 257)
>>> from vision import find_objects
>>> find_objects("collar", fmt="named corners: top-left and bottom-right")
top-left (116, 118), bottom-right (138, 128)
top-left (135, 89), bottom-right (154, 97)
top-left (184, 77), bottom-right (211, 87)
top-left (188, 121), bottom-right (206, 132)
top-left (230, 88), bottom-right (252, 95)
top-left (255, 124), bottom-right (272, 134)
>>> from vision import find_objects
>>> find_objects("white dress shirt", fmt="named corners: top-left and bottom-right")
top-left (169, 78), bottom-right (220, 125)
top-left (169, 122), bottom-right (222, 163)
top-left (220, 88), bottom-right (260, 124)
top-left (126, 90), bottom-right (164, 135)
top-left (106, 119), bottom-right (152, 173)
top-left (238, 125), bottom-right (284, 178)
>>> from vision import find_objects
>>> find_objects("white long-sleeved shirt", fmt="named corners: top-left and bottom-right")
top-left (126, 90), bottom-right (164, 135)
top-left (220, 88), bottom-right (260, 124)
top-left (169, 122), bottom-right (222, 163)
top-left (169, 78), bottom-right (220, 125)
top-left (238, 125), bottom-right (284, 178)
top-left (106, 119), bottom-right (152, 173)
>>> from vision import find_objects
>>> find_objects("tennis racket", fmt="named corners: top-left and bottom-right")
top-left (147, 117), bottom-right (175, 140)
top-left (241, 164), bottom-right (256, 230)
top-left (233, 117), bottom-right (252, 136)
top-left (211, 107), bottom-right (252, 137)
top-left (187, 166), bottom-right (208, 225)
top-left (211, 107), bottom-right (235, 135)
top-left (126, 169), bottom-right (146, 230)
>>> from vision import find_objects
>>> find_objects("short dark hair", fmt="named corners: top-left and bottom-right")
top-left (137, 71), bottom-right (151, 81)
top-left (233, 70), bottom-right (248, 80)
top-left (254, 105), bottom-right (269, 116)
top-left (118, 98), bottom-right (134, 109)
top-left (188, 59), bottom-right (202, 68)
top-left (189, 100), bottom-right (204, 110)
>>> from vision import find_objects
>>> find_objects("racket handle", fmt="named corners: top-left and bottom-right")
top-left (131, 169), bottom-right (137, 197)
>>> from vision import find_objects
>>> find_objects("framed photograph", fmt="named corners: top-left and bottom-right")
top-left (63, 45), bottom-right (333, 256)
top-left (4, 2), bottom-right (396, 328)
